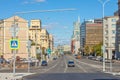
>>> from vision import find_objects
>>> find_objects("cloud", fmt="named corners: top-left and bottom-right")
top-left (43, 22), bottom-right (59, 30)
top-left (23, 1), bottom-right (29, 4)
top-left (63, 26), bottom-right (68, 29)
top-left (23, 0), bottom-right (46, 4)
top-left (35, 0), bottom-right (46, 2)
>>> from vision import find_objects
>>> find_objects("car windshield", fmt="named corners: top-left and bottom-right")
top-left (42, 61), bottom-right (47, 63)
top-left (68, 61), bottom-right (74, 64)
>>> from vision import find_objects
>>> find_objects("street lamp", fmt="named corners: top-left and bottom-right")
top-left (98, 0), bottom-right (110, 72)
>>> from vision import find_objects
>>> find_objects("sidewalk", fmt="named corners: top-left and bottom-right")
top-left (0, 73), bottom-right (34, 80)
top-left (105, 71), bottom-right (120, 76)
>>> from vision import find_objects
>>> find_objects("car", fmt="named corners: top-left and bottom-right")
top-left (0, 58), bottom-right (7, 64)
top-left (41, 60), bottom-right (47, 66)
top-left (76, 55), bottom-right (81, 59)
top-left (67, 60), bottom-right (75, 67)
top-left (88, 55), bottom-right (94, 60)
top-left (53, 57), bottom-right (57, 60)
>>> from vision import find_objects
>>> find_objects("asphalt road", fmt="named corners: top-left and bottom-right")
top-left (23, 55), bottom-right (120, 80)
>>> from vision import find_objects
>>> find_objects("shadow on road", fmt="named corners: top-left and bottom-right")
top-left (23, 73), bottom-right (120, 80)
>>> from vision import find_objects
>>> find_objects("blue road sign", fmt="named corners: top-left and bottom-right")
top-left (9, 39), bottom-right (19, 49)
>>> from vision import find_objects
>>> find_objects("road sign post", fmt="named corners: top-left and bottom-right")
top-left (27, 40), bottom-right (32, 73)
top-left (102, 45), bottom-right (106, 72)
top-left (10, 21), bottom-right (19, 77)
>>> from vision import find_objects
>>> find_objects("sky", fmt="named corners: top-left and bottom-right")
top-left (0, 0), bottom-right (118, 46)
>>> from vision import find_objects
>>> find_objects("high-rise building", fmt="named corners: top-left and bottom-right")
top-left (85, 20), bottom-right (103, 46)
top-left (84, 19), bottom-right (103, 56)
top-left (80, 20), bottom-right (86, 55)
top-left (29, 19), bottom-right (54, 58)
top-left (104, 16), bottom-right (119, 59)
top-left (115, 0), bottom-right (120, 59)
top-left (71, 17), bottom-right (80, 54)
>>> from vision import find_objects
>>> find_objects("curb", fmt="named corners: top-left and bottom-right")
top-left (104, 71), bottom-right (120, 76)
top-left (0, 73), bottom-right (34, 80)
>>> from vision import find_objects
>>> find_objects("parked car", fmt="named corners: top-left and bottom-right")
top-left (95, 56), bottom-right (102, 61)
top-left (53, 57), bottom-right (57, 60)
top-left (100, 58), bottom-right (114, 63)
top-left (41, 60), bottom-right (47, 66)
top-left (0, 58), bottom-right (7, 64)
top-left (67, 60), bottom-right (75, 67)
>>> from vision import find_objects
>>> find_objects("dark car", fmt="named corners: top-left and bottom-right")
top-left (68, 60), bottom-right (75, 67)
top-left (41, 60), bottom-right (47, 66)
top-left (53, 57), bottom-right (57, 60)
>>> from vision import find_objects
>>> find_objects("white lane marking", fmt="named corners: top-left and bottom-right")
top-left (75, 62), bottom-right (88, 73)
top-left (41, 60), bottom-right (60, 73)
top-left (64, 56), bottom-right (68, 73)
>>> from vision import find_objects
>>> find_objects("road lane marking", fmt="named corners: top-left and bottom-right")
top-left (67, 56), bottom-right (88, 73)
top-left (64, 56), bottom-right (68, 73)
top-left (75, 62), bottom-right (88, 73)
top-left (39, 59), bottom-right (60, 73)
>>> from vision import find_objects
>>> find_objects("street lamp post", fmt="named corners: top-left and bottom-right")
top-left (98, 0), bottom-right (110, 72)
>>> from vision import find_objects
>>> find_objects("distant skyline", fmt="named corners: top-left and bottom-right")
top-left (0, 0), bottom-right (118, 46)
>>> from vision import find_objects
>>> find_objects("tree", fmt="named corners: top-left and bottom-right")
top-left (84, 45), bottom-right (90, 55)
top-left (93, 42), bottom-right (102, 56)
top-left (36, 54), bottom-right (41, 60)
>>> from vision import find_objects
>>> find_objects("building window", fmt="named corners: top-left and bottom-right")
top-left (112, 36), bottom-right (115, 41)
top-left (112, 24), bottom-right (116, 28)
top-left (112, 43), bottom-right (115, 47)
top-left (105, 30), bottom-right (108, 35)
top-left (105, 43), bottom-right (108, 47)
top-left (112, 30), bottom-right (116, 34)
top-left (111, 18), bottom-right (116, 22)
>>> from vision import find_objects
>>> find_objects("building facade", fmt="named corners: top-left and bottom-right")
top-left (0, 20), bottom-right (4, 56)
top-left (63, 45), bottom-right (71, 53)
top-left (85, 20), bottom-right (103, 46)
top-left (85, 19), bottom-right (103, 56)
top-left (49, 34), bottom-right (54, 51)
top-left (0, 16), bottom-right (28, 59)
top-left (71, 17), bottom-right (80, 54)
top-left (80, 20), bottom-right (86, 55)
top-left (115, 0), bottom-right (120, 59)
top-left (104, 16), bottom-right (119, 59)
top-left (29, 19), bottom-right (54, 58)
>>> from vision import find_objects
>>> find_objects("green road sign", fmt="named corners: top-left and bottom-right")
top-left (47, 48), bottom-right (51, 54)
